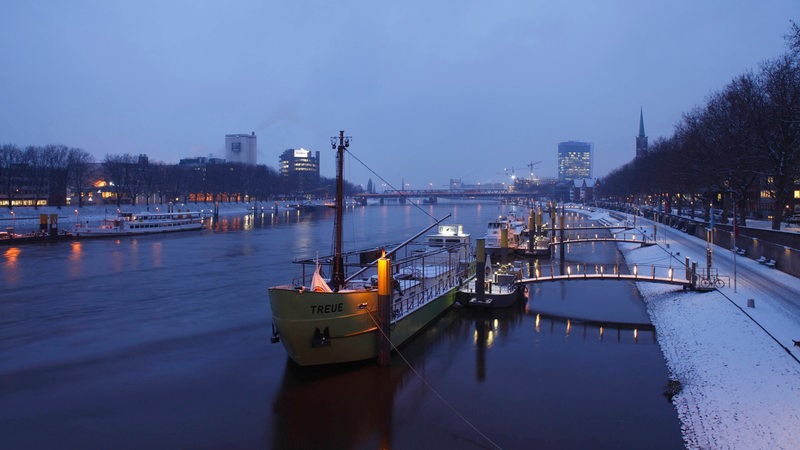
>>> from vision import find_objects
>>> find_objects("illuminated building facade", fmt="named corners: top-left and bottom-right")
top-left (280, 148), bottom-right (321, 194)
top-left (225, 132), bottom-right (257, 165)
top-left (557, 141), bottom-right (593, 181)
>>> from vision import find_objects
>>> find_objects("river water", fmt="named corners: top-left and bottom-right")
top-left (0, 203), bottom-right (684, 449)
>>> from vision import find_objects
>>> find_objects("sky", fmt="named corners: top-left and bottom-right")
top-left (1, 1), bottom-right (797, 190)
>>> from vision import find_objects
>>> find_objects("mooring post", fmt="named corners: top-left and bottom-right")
top-left (559, 213), bottom-right (565, 268)
top-left (377, 254), bottom-right (392, 366)
top-left (536, 207), bottom-right (543, 235)
top-left (528, 210), bottom-right (535, 254)
top-left (500, 227), bottom-right (509, 261)
top-left (49, 213), bottom-right (58, 236)
top-left (685, 256), bottom-right (691, 281)
top-left (476, 238), bottom-right (486, 301)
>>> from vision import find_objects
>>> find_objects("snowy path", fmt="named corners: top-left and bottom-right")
top-left (582, 208), bottom-right (800, 449)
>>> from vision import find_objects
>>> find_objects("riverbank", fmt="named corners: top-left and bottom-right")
top-left (577, 207), bottom-right (800, 449)
top-left (0, 203), bottom-right (254, 235)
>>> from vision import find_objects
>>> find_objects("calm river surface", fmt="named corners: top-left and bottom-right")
top-left (1, 203), bottom-right (684, 449)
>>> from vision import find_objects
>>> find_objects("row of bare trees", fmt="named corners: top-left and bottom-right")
top-left (0, 144), bottom-right (93, 207)
top-left (1, 145), bottom-right (357, 208)
top-left (599, 24), bottom-right (800, 230)
top-left (100, 154), bottom-right (288, 206)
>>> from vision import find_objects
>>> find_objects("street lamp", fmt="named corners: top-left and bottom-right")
top-left (74, 209), bottom-right (79, 229)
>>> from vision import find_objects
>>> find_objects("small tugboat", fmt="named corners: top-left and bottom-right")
top-left (268, 131), bottom-right (474, 367)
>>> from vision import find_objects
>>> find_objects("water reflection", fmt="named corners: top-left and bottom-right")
top-left (2, 247), bottom-right (21, 284)
top-left (529, 312), bottom-right (656, 344)
top-left (68, 241), bottom-right (83, 278)
top-left (3, 246), bottom-right (20, 268)
top-left (151, 241), bottom-right (162, 268)
top-left (272, 361), bottom-right (399, 449)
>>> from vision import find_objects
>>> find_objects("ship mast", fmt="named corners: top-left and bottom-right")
top-left (330, 130), bottom-right (350, 291)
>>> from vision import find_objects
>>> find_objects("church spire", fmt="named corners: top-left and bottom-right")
top-left (636, 108), bottom-right (648, 158)
top-left (638, 108), bottom-right (646, 138)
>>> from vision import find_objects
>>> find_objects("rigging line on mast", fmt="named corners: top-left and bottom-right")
top-left (344, 148), bottom-right (438, 222)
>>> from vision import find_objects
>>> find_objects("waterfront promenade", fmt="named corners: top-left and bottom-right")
top-left (575, 207), bottom-right (800, 449)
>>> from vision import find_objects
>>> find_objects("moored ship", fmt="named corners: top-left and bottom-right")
top-left (74, 211), bottom-right (204, 237)
top-left (268, 131), bottom-right (473, 366)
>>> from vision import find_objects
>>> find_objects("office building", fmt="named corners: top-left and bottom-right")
top-left (225, 132), bottom-right (257, 165)
top-left (557, 141), bottom-right (593, 181)
top-left (280, 148), bottom-right (321, 193)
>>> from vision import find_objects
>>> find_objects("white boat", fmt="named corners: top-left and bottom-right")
top-left (484, 213), bottom-right (525, 258)
top-left (74, 211), bottom-right (204, 237)
top-left (268, 131), bottom-right (474, 367)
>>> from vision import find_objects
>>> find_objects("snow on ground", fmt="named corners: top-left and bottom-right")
top-left (576, 207), bottom-right (800, 450)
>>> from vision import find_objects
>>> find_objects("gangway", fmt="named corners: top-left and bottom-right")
top-left (518, 261), bottom-right (706, 291)
top-left (550, 235), bottom-right (655, 248)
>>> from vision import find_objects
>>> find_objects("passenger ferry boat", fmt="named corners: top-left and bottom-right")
top-left (268, 131), bottom-right (474, 367)
top-left (74, 211), bottom-right (204, 237)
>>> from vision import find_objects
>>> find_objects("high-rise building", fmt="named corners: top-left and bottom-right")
top-left (280, 148), bottom-right (321, 193)
top-left (636, 109), bottom-right (648, 158)
top-left (225, 132), bottom-right (257, 165)
top-left (557, 141), bottom-right (593, 181)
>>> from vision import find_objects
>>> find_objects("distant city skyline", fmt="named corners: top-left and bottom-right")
top-left (1, 1), bottom-right (796, 189)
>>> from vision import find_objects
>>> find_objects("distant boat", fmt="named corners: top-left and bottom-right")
top-left (517, 233), bottom-right (552, 257)
top-left (458, 259), bottom-right (524, 308)
top-left (484, 213), bottom-right (525, 258)
top-left (74, 211), bottom-right (204, 237)
top-left (268, 131), bottom-right (474, 367)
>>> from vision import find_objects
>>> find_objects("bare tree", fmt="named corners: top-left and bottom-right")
top-left (67, 148), bottom-right (94, 207)
top-left (103, 154), bottom-right (139, 206)
top-left (0, 144), bottom-right (23, 208)
top-left (752, 55), bottom-right (800, 229)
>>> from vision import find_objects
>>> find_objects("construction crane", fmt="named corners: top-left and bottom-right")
top-left (504, 167), bottom-right (517, 180)
top-left (527, 161), bottom-right (542, 180)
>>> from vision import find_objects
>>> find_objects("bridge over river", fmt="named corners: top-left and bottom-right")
top-left (518, 261), bottom-right (713, 291)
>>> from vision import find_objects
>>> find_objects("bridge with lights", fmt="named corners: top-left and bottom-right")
top-left (517, 261), bottom-right (710, 291)
top-left (351, 189), bottom-right (532, 204)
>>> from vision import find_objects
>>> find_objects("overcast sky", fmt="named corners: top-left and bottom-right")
top-left (1, 1), bottom-right (796, 189)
